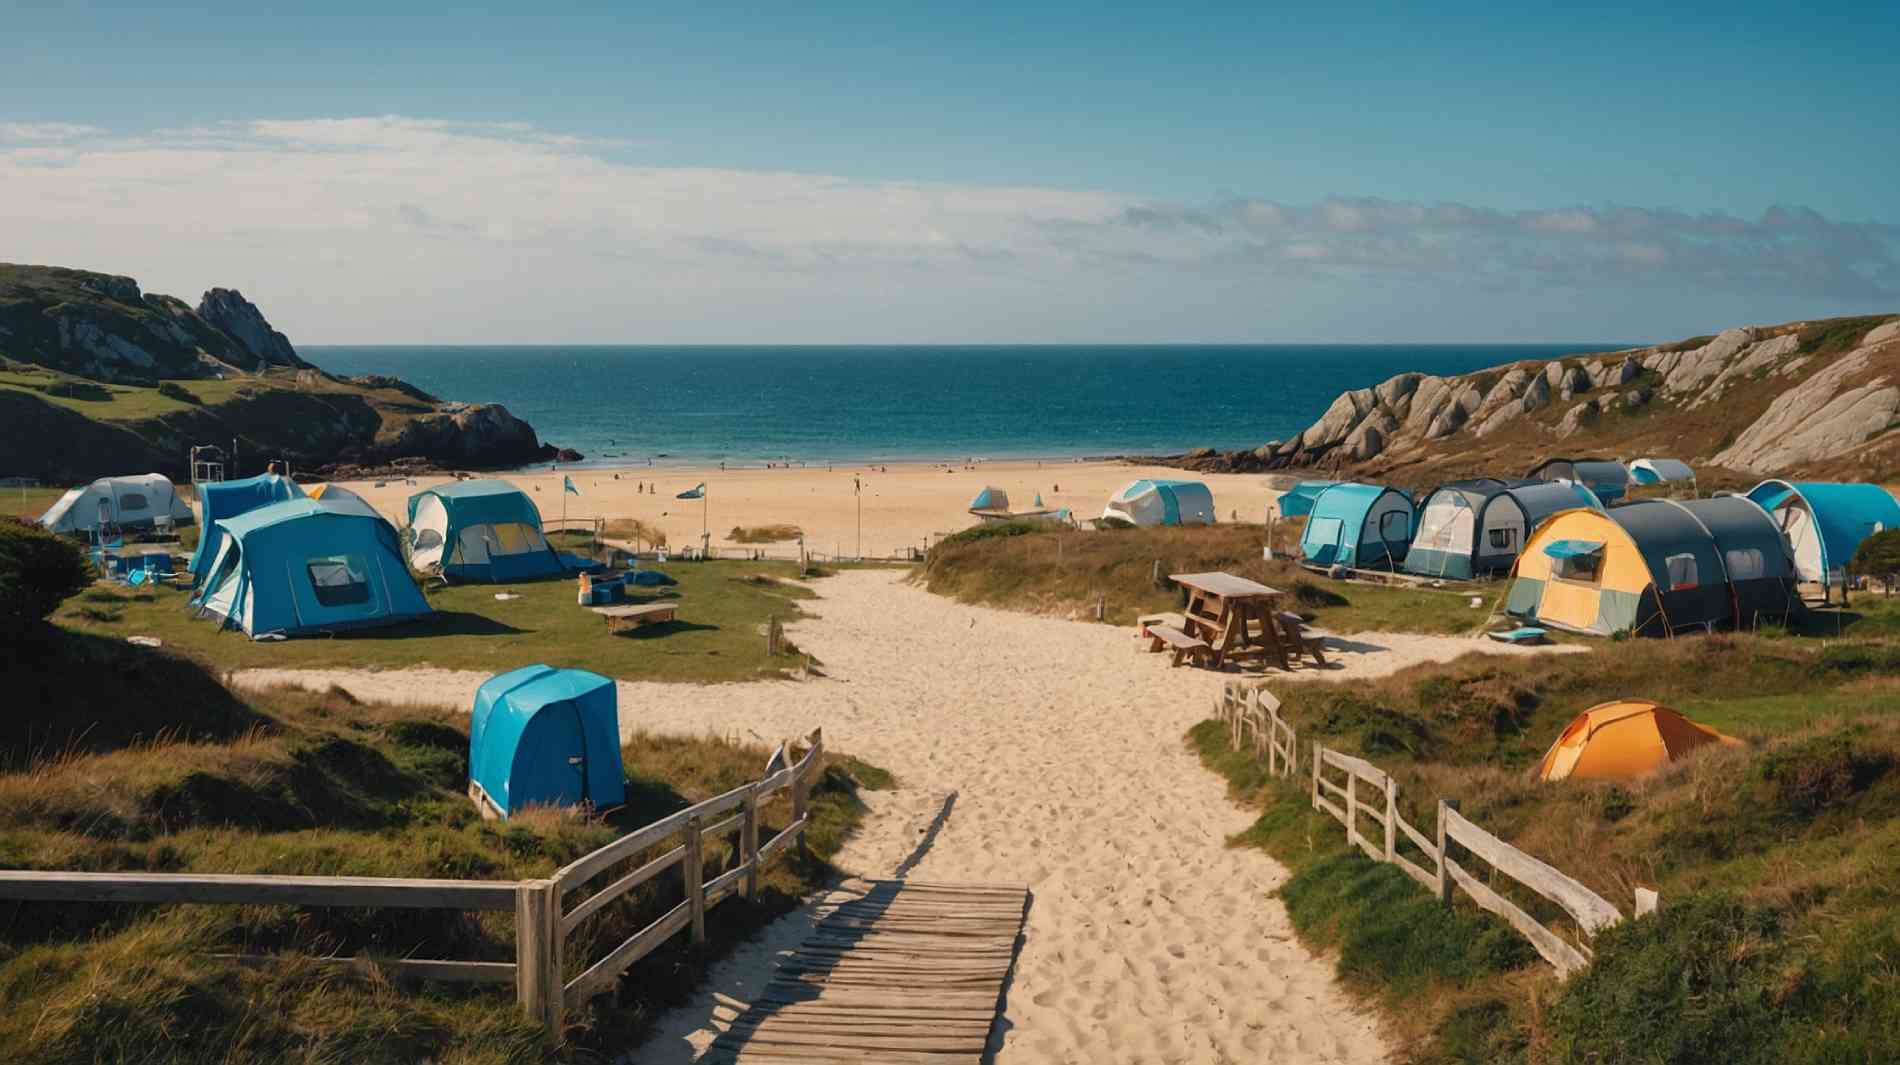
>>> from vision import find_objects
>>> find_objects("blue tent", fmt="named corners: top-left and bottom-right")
top-left (1525, 458), bottom-right (1631, 504)
top-left (1745, 480), bottom-right (1900, 598)
top-left (1274, 480), bottom-right (1341, 519)
top-left (405, 479), bottom-right (564, 582)
top-left (469, 665), bottom-right (625, 818)
top-left (1101, 479), bottom-right (1216, 526)
top-left (190, 497), bottom-right (433, 638)
top-left (1403, 479), bottom-right (1601, 579)
top-left (1299, 483), bottom-right (1415, 568)
top-left (187, 473), bottom-right (304, 588)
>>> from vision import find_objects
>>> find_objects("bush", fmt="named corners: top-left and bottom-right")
top-left (1851, 528), bottom-right (1900, 590)
top-left (155, 381), bottom-right (200, 405)
top-left (0, 517), bottom-right (92, 633)
top-left (41, 379), bottom-right (112, 401)
top-left (1755, 732), bottom-right (1892, 818)
top-left (934, 520), bottom-right (1046, 548)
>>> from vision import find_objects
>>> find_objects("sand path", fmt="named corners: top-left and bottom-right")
top-left (236, 570), bottom-right (1579, 1064)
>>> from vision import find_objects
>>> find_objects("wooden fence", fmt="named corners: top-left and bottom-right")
top-left (0, 727), bottom-right (825, 1037)
top-left (1215, 685), bottom-right (1654, 976)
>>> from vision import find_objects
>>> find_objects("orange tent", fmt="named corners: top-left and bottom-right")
top-left (1536, 700), bottom-right (1739, 782)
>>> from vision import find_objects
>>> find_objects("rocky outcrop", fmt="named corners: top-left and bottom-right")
top-left (1713, 341), bottom-right (1900, 473)
top-left (195, 288), bottom-right (304, 368)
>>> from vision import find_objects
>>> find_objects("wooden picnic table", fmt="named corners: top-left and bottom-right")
top-left (591, 602), bottom-right (678, 634)
top-left (1169, 571), bottom-right (1288, 669)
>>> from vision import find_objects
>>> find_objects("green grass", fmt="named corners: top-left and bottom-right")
top-left (53, 559), bottom-right (818, 683)
top-left (4, 485), bottom-right (69, 521)
top-left (0, 634), bottom-right (888, 1063)
top-left (0, 365), bottom-right (250, 421)
top-left (1796, 315), bottom-right (1895, 357)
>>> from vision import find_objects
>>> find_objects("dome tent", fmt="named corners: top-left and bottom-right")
top-left (1744, 480), bottom-right (1900, 602)
top-left (1298, 483), bottom-right (1414, 568)
top-left (40, 473), bottom-right (195, 536)
top-left (1629, 458), bottom-right (1696, 487)
top-left (1404, 479), bottom-right (1601, 580)
top-left (189, 496), bottom-right (433, 638)
top-left (406, 479), bottom-right (563, 582)
top-left (1537, 700), bottom-right (1738, 781)
top-left (1526, 458), bottom-right (1632, 504)
top-left (1272, 480), bottom-right (1340, 520)
top-left (469, 665), bottom-right (625, 819)
top-left (1101, 479), bottom-right (1215, 527)
top-left (187, 473), bottom-right (305, 588)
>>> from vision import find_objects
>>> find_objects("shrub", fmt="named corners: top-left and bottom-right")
top-left (1851, 528), bottom-right (1900, 591)
top-left (934, 520), bottom-right (1045, 548)
top-left (1754, 732), bottom-right (1892, 818)
top-left (0, 517), bottom-right (92, 633)
top-left (155, 381), bottom-right (200, 405)
top-left (41, 379), bottom-right (112, 401)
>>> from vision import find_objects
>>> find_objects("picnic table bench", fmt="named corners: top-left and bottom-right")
top-left (1145, 623), bottom-right (1211, 667)
top-left (591, 602), bottom-right (678, 634)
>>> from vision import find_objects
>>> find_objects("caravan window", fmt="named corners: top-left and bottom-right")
top-left (1724, 548), bottom-right (1765, 581)
top-left (1665, 553), bottom-right (1699, 591)
top-left (118, 492), bottom-right (149, 511)
top-left (306, 554), bottom-right (371, 607)
top-left (1488, 527), bottom-right (1517, 551)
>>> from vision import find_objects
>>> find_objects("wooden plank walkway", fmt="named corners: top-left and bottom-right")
top-left (705, 879), bottom-right (1030, 1064)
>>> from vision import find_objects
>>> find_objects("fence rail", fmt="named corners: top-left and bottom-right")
top-left (0, 726), bottom-right (827, 1040)
top-left (1214, 683), bottom-right (1653, 977)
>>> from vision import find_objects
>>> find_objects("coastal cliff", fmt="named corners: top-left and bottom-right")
top-left (0, 263), bottom-right (573, 483)
top-left (1162, 313), bottom-right (1900, 489)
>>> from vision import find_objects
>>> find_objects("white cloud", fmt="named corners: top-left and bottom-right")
top-left (0, 117), bottom-right (1893, 343)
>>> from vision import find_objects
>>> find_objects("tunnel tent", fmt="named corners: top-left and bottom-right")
top-left (189, 496), bottom-right (433, 638)
top-left (1629, 458), bottom-right (1696, 487)
top-left (1272, 480), bottom-right (1341, 520)
top-left (1744, 480), bottom-right (1900, 601)
top-left (468, 665), bottom-right (625, 819)
top-left (1537, 699), bottom-right (1739, 781)
top-left (405, 479), bottom-right (564, 582)
top-left (1403, 479), bottom-right (1603, 579)
top-left (1101, 479), bottom-right (1216, 527)
top-left (39, 473), bottom-right (194, 536)
top-left (1298, 483), bottom-right (1414, 569)
top-left (1506, 497), bottom-right (1798, 636)
top-left (1526, 457), bottom-right (1632, 504)
top-left (187, 473), bottom-right (305, 588)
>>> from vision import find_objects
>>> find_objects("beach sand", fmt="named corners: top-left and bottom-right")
top-left (237, 569), bottom-right (1582, 1064)
top-left (334, 460), bottom-right (1277, 558)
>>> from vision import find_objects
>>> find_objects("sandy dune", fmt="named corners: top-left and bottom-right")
top-left (236, 570), bottom-right (1580, 1064)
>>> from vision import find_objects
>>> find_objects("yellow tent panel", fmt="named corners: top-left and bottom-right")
top-left (1537, 699), bottom-right (1739, 782)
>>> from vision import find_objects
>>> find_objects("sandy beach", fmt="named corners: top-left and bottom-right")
top-left (238, 568), bottom-right (1582, 1064)
top-left (335, 460), bottom-right (1277, 559)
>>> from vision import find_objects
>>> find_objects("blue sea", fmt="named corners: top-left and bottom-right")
top-left (307, 345), bottom-right (1621, 468)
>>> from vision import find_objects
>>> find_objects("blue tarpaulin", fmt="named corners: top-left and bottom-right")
top-left (1543, 539), bottom-right (1605, 559)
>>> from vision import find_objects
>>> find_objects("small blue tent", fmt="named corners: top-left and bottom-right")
top-left (1745, 480), bottom-right (1900, 600)
top-left (405, 479), bottom-right (564, 582)
top-left (1274, 480), bottom-right (1341, 520)
top-left (469, 665), bottom-right (625, 818)
top-left (188, 473), bottom-right (304, 588)
top-left (190, 496), bottom-right (433, 638)
top-left (1299, 483), bottom-right (1415, 568)
top-left (1101, 479), bottom-right (1216, 526)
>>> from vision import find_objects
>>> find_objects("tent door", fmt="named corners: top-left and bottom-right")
top-left (560, 701), bottom-right (590, 804)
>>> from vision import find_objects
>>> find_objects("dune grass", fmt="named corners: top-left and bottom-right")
top-left (728, 524), bottom-right (803, 544)
top-left (51, 559), bottom-right (817, 683)
top-left (0, 633), bottom-right (888, 1063)
top-left (1191, 624), bottom-right (1900, 1062)
top-left (919, 522), bottom-right (1483, 633)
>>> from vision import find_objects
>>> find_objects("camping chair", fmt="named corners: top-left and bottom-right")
top-left (1276, 612), bottom-right (1330, 668)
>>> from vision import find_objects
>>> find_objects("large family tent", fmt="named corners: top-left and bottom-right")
top-left (1744, 480), bottom-right (1900, 602)
top-left (39, 474), bottom-right (193, 536)
top-left (1525, 458), bottom-right (1632, 504)
top-left (1536, 700), bottom-right (1737, 782)
top-left (1298, 483), bottom-right (1414, 568)
top-left (1628, 458), bottom-right (1696, 488)
top-left (1101, 479), bottom-right (1216, 527)
top-left (406, 479), bottom-right (563, 582)
top-left (1403, 479), bottom-right (1603, 579)
top-left (189, 497), bottom-right (433, 638)
top-left (1272, 480), bottom-right (1341, 520)
top-left (1506, 497), bottom-right (1798, 636)
top-left (468, 665), bottom-right (626, 819)
top-left (187, 473), bottom-right (305, 587)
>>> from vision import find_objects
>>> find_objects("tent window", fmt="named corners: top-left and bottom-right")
top-left (1724, 548), bottom-right (1765, 581)
top-left (1665, 552), bottom-right (1699, 591)
top-left (1553, 552), bottom-right (1602, 582)
top-left (1488, 527), bottom-right (1517, 550)
top-left (413, 528), bottom-right (443, 550)
top-left (306, 554), bottom-right (371, 607)
top-left (1378, 509), bottom-right (1409, 543)
top-left (119, 492), bottom-right (149, 510)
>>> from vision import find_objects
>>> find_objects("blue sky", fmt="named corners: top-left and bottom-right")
top-left (3, 1), bottom-right (1896, 343)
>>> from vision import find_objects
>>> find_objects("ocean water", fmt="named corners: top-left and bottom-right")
top-left (307, 345), bottom-right (1620, 468)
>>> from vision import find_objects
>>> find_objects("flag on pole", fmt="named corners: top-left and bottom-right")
top-left (564, 475), bottom-right (581, 496)
top-left (676, 483), bottom-right (705, 499)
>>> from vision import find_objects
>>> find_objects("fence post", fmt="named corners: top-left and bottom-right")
top-left (1383, 776), bottom-right (1398, 862)
top-left (742, 784), bottom-right (761, 900)
top-left (515, 878), bottom-right (562, 1036)
top-left (1435, 799), bottom-right (1459, 905)
top-left (792, 754), bottom-right (811, 860)
top-left (1634, 887), bottom-right (1659, 917)
top-left (684, 815), bottom-right (706, 945)
top-left (1310, 742), bottom-right (1322, 810)
top-left (1345, 771), bottom-right (1358, 846)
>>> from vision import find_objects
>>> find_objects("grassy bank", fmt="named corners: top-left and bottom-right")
top-left (52, 559), bottom-right (817, 683)
top-left (920, 522), bottom-right (1483, 633)
top-left (1190, 618), bottom-right (1900, 1062)
top-left (0, 631), bottom-right (888, 1063)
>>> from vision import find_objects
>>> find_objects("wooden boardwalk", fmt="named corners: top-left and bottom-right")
top-left (705, 879), bottom-right (1030, 1064)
